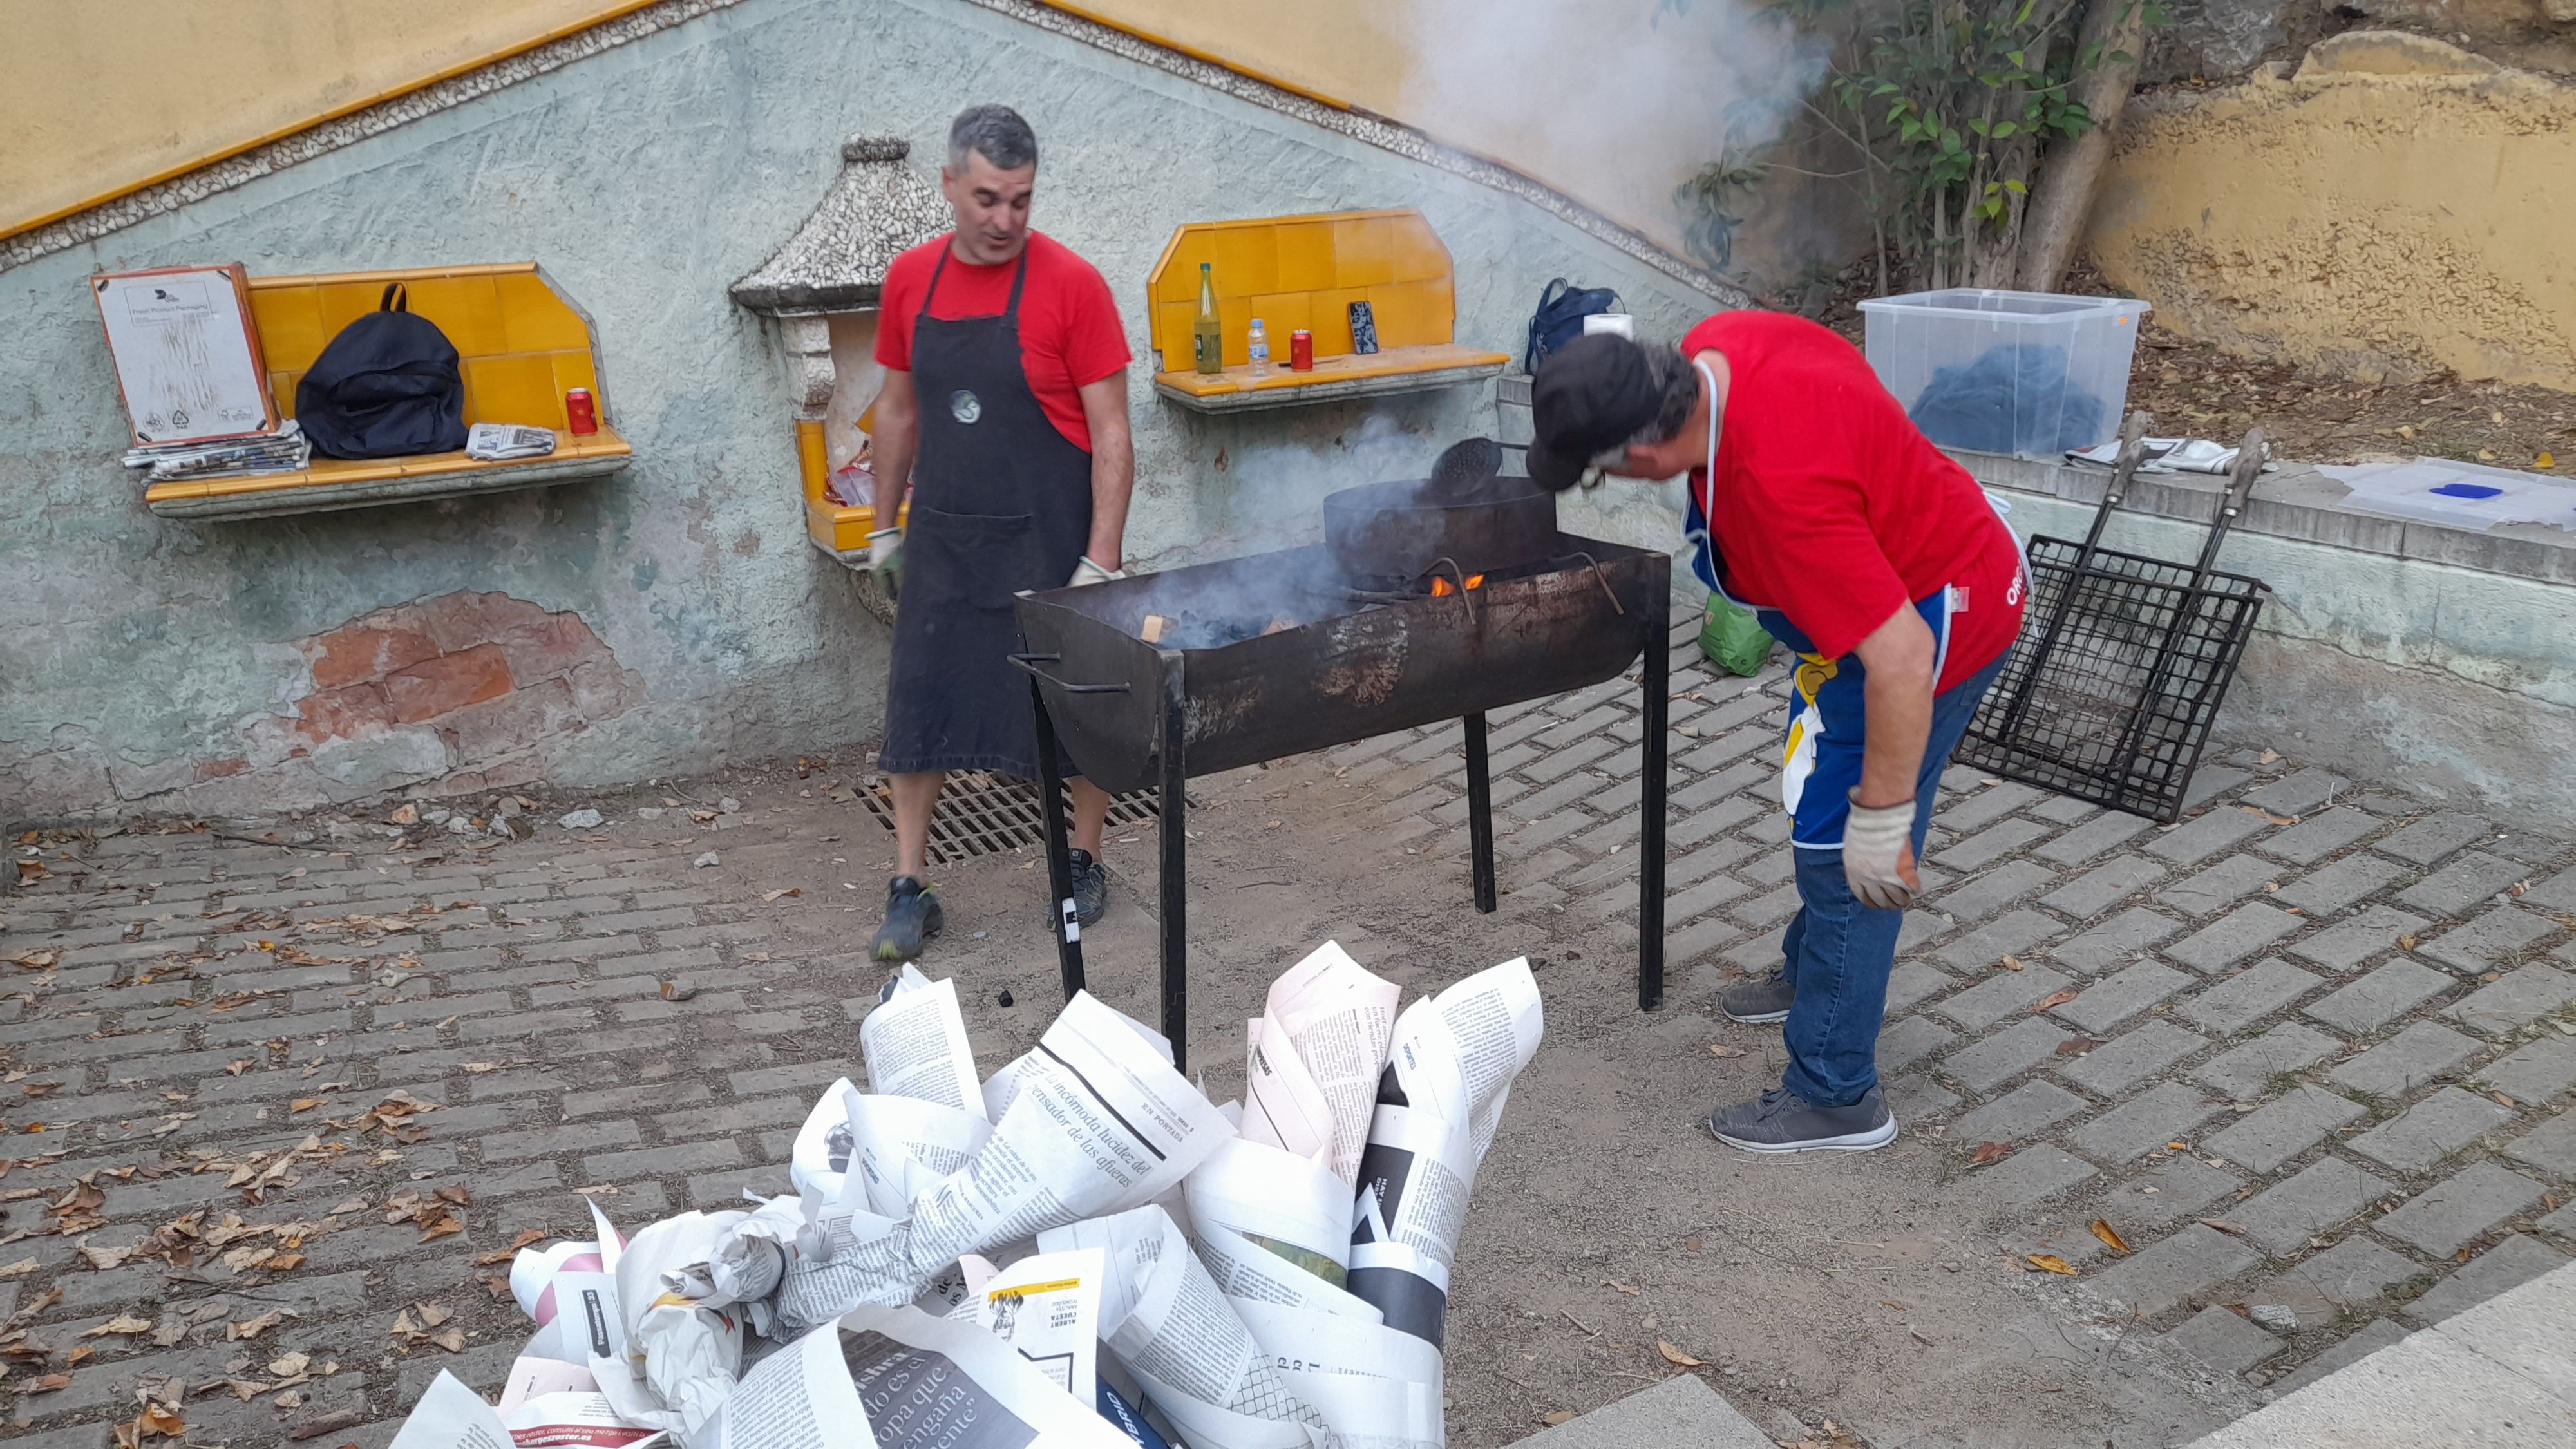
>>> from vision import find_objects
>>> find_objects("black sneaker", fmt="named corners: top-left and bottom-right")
top-left (1721, 971), bottom-right (1795, 1024)
top-left (1067, 848), bottom-right (1108, 927)
top-left (869, 876), bottom-right (943, 963)
top-left (1705, 1086), bottom-right (1897, 1154)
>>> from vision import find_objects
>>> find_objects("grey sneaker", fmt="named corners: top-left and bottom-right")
top-left (1705, 1086), bottom-right (1897, 1153)
top-left (1721, 971), bottom-right (1795, 1024)
top-left (1066, 848), bottom-right (1109, 927)
top-left (869, 876), bottom-right (943, 963)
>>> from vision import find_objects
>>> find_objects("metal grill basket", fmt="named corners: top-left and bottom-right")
top-left (1957, 417), bottom-right (2271, 822)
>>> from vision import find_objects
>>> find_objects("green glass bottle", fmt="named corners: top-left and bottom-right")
top-left (1193, 262), bottom-right (1223, 375)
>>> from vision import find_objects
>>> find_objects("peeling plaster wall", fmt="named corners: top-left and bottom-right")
top-left (2088, 33), bottom-right (2576, 390)
top-left (0, 0), bottom-right (1724, 822)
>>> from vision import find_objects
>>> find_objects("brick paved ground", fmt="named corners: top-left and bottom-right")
top-left (3, 603), bottom-right (2571, 1447)
top-left (1337, 610), bottom-right (2576, 1399)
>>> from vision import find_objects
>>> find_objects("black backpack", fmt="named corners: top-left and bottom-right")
top-left (295, 283), bottom-right (469, 459)
top-left (1523, 277), bottom-right (1623, 374)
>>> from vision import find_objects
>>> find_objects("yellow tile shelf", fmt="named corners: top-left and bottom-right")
top-left (804, 497), bottom-right (909, 563)
top-left (146, 261), bottom-right (631, 520)
top-left (1144, 209), bottom-right (1504, 413)
top-left (1151, 341), bottom-right (1511, 413)
top-left (146, 428), bottom-right (632, 520)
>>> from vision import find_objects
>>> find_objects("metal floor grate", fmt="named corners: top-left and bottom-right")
top-left (857, 770), bottom-right (1160, 864)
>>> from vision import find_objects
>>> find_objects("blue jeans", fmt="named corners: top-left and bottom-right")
top-left (1775, 652), bottom-right (2009, 1106)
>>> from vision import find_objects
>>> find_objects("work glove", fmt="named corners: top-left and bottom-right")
top-left (867, 527), bottom-right (902, 601)
top-left (1841, 791), bottom-right (1922, 911)
top-left (1068, 556), bottom-right (1126, 587)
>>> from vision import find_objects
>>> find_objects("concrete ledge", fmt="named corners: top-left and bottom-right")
top-left (1957, 451), bottom-right (2576, 829)
top-left (1950, 449), bottom-right (2576, 589)
top-left (1511, 1374), bottom-right (1777, 1448)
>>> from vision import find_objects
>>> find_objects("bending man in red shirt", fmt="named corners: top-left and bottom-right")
top-left (1526, 315), bottom-right (2026, 1153)
top-left (866, 105), bottom-right (1136, 963)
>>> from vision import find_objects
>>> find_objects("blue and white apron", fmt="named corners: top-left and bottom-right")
top-left (1678, 359), bottom-right (2020, 849)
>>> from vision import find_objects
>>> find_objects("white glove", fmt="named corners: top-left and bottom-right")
top-left (1068, 556), bottom-right (1126, 587)
top-left (866, 527), bottom-right (902, 600)
top-left (1841, 791), bottom-right (1922, 911)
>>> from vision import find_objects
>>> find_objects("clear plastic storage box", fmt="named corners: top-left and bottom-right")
top-left (1858, 289), bottom-right (2146, 458)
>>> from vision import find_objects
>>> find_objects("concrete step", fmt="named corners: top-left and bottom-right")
top-left (1510, 1374), bottom-right (1776, 1448)
top-left (2182, 1260), bottom-right (2576, 1446)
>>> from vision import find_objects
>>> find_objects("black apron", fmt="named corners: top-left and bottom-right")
top-left (878, 247), bottom-right (1094, 778)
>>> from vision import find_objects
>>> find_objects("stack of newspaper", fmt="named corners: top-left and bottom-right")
top-left (121, 420), bottom-right (310, 483)
top-left (384, 943), bottom-right (1544, 1449)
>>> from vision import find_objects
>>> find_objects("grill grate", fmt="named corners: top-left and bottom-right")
top-left (1955, 534), bottom-right (2264, 822)
top-left (858, 769), bottom-right (1160, 864)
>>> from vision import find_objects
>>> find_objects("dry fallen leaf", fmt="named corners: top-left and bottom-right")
top-left (1969, 1141), bottom-right (2010, 1166)
top-left (476, 1227), bottom-right (548, 1265)
top-left (2201, 1218), bottom-right (2248, 1236)
top-left (2032, 989), bottom-right (2079, 1013)
top-left (430, 1325), bottom-right (467, 1353)
top-left (0, 1255), bottom-right (40, 1278)
top-left (1707, 1045), bottom-right (1745, 1059)
top-left (2256, 748), bottom-right (2281, 765)
top-left (30, 1372), bottom-right (72, 1392)
top-left (2398, 933), bottom-right (2421, 951)
top-left (227, 1309), bottom-right (287, 1340)
top-left (1539, 1411), bottom-right (1576, 1427)
top-left (1996, 954), bottom-right (2025, 972)
top-left (2024, 1253), bottom-right (2078, 1276)
top-left (2055, 1036), bottom-right (2105, 1057)
top-left (1655, 1340), bottom-right (1703, 1368)
top-left (2088, 1219), bottom-right (2133, 1255)
top-left (288, 1098), bottom-right (324, 1113)
top-left (760, 888), bottom-right (803, 902)
top-left (81, 1314), bottom-right (155, 1338)
top-left (269, 1351), bottom-right (311, 1377)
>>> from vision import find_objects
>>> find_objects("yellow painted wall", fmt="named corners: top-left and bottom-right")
top-left (0, 0), bottom-right (647, 236)
top-left (2088, 34), bottom-right (2576, 391)
top-left (8, 0), bottom-right (1798, 262)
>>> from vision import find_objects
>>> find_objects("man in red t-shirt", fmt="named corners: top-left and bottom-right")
top-left (864, 105), bottom-right (1134, 965)
top-left (1526, 317), bottom-right (2026, 1153)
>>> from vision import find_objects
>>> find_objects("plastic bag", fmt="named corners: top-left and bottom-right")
top-left (1699, 596), bottom-right (1773, 677)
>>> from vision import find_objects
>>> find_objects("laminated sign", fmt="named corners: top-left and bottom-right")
top-left (90, 264), bottom-right (279, 447)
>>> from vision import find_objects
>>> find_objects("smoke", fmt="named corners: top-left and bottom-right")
top-left (1392, 0), bottom-right (1824, 261)
top-left (1220, 412), bottom-right (1427, 545)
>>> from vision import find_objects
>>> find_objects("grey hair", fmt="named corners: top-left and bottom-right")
top-left (947, 104), bottom-right (1038, 172)
top-left (1640, 346), bottom-right (1700, 444)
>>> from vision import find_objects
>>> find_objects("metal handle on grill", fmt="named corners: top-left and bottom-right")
top-left (1007, 653), bottom-right (1131, 694)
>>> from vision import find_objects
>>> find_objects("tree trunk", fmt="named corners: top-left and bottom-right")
top-left (1968, 139), bottom-right (2036, 289)
top-left (2015, 0), bottom-right (2147, 292)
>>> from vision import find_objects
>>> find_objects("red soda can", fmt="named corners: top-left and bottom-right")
top-left (565, 388), bottom-right (598, 435)
top-left (1289, 330), bottom-right (1314, 371)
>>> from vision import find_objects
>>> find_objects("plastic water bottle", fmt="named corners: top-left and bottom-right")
top-left (1247, 317), bottom-right (1271, 379)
